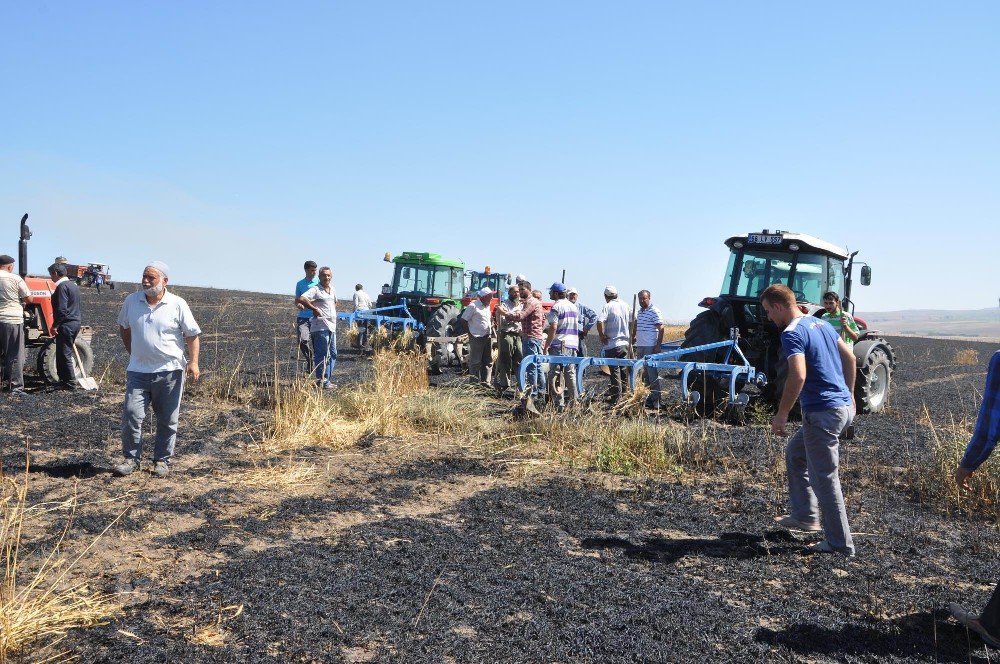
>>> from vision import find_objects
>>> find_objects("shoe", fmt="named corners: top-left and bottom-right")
top-left (806, 539), bottom-right (855, 557)
top-left (324, 382), bottom-right (336, 390)
top-left (114, 459), bottom-right (139, 476)
top-left (950, 603), bottom-right (1000, 647)
top-left (774, 514), bottom-right (822, 533)
top-left (151, 460), bottom-right (170, 478)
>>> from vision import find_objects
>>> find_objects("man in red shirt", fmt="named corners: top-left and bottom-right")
top-left (502, 281), bottom-right (547, 402)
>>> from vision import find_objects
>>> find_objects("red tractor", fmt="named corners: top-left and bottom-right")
top-left (16, 214), bottom-right (95, 384)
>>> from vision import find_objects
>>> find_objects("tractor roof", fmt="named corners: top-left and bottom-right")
top-left (725, 231), bottom-right (850, 260)
top-left (391, 252), bottom-right (464, 269)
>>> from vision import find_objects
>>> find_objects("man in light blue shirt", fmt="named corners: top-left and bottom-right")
top-left (295, 260), bottom-right (319, 372)
top-left (115, 261), bottom-right (201, 478)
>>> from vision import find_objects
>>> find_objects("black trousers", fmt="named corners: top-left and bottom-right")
top-left (605, 346), bottom-right (629, 402)
top-left (980, 582), bottom-right (1000, 636)
top-left (56, 322), bottom-right (81, 385)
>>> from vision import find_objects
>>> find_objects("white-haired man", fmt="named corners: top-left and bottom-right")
top-left (115, 262), bottom-right (201, 478)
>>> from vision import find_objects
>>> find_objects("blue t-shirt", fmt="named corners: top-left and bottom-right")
top-left (295, 276), bottom-right (319, 319)
top-left (780, 316), bottom-right (852, 412)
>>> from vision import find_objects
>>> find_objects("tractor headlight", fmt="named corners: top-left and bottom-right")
top-left (788, 243), bottom-right (800, 251)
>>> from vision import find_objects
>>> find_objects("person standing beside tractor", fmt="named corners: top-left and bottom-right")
top-left (494, 285), bottom-right (523, 393)
top-left (634, 289), bottom-right (665, 407)
top-left (297, 266), bottom-right (338, 389)
top-left (567, 287), bottom-right (596, 357)
top-left (502, 281), bottom-right (547, 404)
top-left (48, 263), bottom-right (82, 391)
top-left (543, 282), bottom-right (580, 410)
top-left (596, 285), bottom-right (632, 405)
top-left (461, 287), bottom-right (494, 385)
top-left (353, 284), bottom-right (374, 350)
top-left (761, 284), bottom-right (856, 557)
top-left (0, 254), bottom-right (31, 394)
top-left (820, 291), bottom-right (860, 345)
top-left (295, 261), bottom-right (319, 372)
top-left (115, 262), bottom-right (201, 478)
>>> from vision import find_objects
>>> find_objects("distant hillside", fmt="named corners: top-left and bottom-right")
top-left (858, 307), bottom-right (1000, 341)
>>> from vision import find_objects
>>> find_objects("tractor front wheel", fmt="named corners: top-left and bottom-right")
top-left (856, 347), bottom-right (892, 413)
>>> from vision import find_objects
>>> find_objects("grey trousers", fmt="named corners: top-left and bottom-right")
top-left (636, 345), bottom-right (662, 401)
top-left (786, 405), bottom-right (855, 554)
top-left (122, 370), bottom-right (185, 464)
top-left (547, 347), bottom-right (578, 408)
top-left (468, 334), bottom-right (493, 384)
top-left (0, 322), bottom-right (25, 391)
top-left (297, 317), bottom-right (314, 372)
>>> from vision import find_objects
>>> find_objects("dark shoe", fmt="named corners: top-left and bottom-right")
top-left (774, 514), bottom-right (822, 533)
top-left (151, 461), bottom-right (170, 478)
top-left (114, 459), bottom-right (139, 476)
top-left (950, 603), bottom-right (1000, 647)
top-left (806, 539), bottom-right (855, 557)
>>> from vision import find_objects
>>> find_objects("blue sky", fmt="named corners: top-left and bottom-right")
top-left (1, 2), bottom-right (997, 320)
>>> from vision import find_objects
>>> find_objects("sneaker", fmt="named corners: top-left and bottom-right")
top-left (114, 459), bottom-right (139, 476)
top-left (324, 382), bottom-right (336, 390)
top-left (949, 603), bottom-right (1000, 647)
top-left (151, 460), bottom-right (170, 478)
top-left (774, 514), bottom-right (822, 533)
top-left (806, 539), bottom-right (855, 557)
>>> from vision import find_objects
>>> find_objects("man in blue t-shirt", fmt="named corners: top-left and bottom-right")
top-left (761, 284), bottom-right (857, 557)
top-left (295, 260), bottom-right (319, 372)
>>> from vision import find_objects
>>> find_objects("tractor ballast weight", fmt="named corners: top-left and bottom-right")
top-left (15, 214), bottom-right (96, 384)
top-left (683, 230), bottom-right (895, 415)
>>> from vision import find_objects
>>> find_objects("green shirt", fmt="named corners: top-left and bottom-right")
top-left (821, 309), bottom-right (860, 345)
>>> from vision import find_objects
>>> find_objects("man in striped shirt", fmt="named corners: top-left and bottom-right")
top-left (543, 282), bottom-right (579, 410)
top-left (634, 289), bottom-right (665, 407)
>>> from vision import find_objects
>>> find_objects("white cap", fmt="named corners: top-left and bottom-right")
top-left (515, 274), bottom-right (528, 283)
top-left (146, 261), bottom-right (170, 280)
top-left (476, 287), bottom-right (493, 297)
top-left (604, 285), bottom-right (618, 297)
top-left (567, 287), bottom-right (578, 295)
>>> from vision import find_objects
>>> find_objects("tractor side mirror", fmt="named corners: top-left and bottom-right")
top-left (506, 275), bottom-right (512, 285)
top-left (860, 265), bottom-right (872, 286)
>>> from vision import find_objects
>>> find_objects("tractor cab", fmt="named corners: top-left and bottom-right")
top-left (376, 251), bottom-right (466, 327)
top-left (462, 268), bottom-right (512, 311)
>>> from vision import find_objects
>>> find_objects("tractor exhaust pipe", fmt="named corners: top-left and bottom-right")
top-left (18, 213), bottom-right (30, 279)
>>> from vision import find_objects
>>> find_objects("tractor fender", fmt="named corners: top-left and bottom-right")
top-left (853, 337), bottom-right (896, 370)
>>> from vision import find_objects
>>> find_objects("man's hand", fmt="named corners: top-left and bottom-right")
top-left (956, 466), bottom-right (974, 492)
top-left (599, 333), bottom-right (608, 345)
top-left (771, 411), bottom-right (789, 437)
top-left (187, 361), bottom-right (201, 382)
top-left (840, 314), bottom-right (850, 327)
top-left (653, 343), bottom-right (662, 354)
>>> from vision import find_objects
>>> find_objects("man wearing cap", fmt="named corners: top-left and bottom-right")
top-left (501, 280), bottom-right (547, 402)
top-left (295, 261), bottom-right (319, 372)
top-left (48, 262), bottom-right (83, 391)
top-left (115, 262), bottom-right (201, 478)
top-left (297, 266), bottom-right (338, 389)
top-left (544, 282), bottom-right (580, 410)
top-left (634, 289), bottom-right (666, 407)
top-left (597, 285), bottom-right (632, 405)
top-left (494, 285), bottom-right (523, 393)
top-left (0, 254), bottom-right (31, 394)
top-left (461, 287), bottom-right (494, 385)
top-left (567, 288), bottom-right (596, 357)
top-left (353, 283), bottom-right (374, 350)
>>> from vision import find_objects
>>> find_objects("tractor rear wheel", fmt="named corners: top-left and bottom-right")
top-left (37, 338), bottom-right (95, 384)
top-left (426, 303), bottom-right (464, 369)
top-left (857, 347), bottom-right (892, 413)
top-left (682, 310), bottom-right (725, 362)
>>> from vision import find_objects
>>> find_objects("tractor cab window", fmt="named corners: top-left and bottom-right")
top-left (788, 253), bottom-right (825, 303)
top-left (827, 256), bottom-right (845, 299)
top-left (724, 249), bottom-right (834, 303)
top-left (394, 265), bottom-right (433, 295)
top-left (449, 268), bottom-right (465, 299)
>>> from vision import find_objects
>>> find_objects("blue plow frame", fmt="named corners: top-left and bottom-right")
top-left (516, 338), bottom-right (765, 407)
top-left (337, 303), bottom-right (425, 333)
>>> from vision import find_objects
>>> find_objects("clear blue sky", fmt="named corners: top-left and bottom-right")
top-left (2, 2), bottom-right (997, 319)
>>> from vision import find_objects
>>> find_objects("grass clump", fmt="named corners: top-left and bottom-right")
top-left (953, 349), bottom-right (979, 366)
top-left (1, 471), bottom-right (121, 662)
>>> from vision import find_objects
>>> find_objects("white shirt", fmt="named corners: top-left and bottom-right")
top-left (301, 285), bottom-right (338, 332)
top-left (498, 297), bottom-right (522, 334)
top-left (117, 290), bottom-right (201, 373)
top-left (461, 299), bottom-right (492, 338)
top-left (353, 289), bottom-right (373, 312)
top-left (597, 298), bottom-right (632, 350)
top-left (0, 270), bottom-right (30, 324)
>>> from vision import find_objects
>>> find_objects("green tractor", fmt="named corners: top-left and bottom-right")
top-left (376, 251), bottom-right (469, 369)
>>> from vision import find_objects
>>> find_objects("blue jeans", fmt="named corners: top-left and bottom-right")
top-left (521, 337), bottom-right (546, 398)
top-left (122, 370), bottom-right (185, 463)
top-left (311, 329), bottom-right (337, 384)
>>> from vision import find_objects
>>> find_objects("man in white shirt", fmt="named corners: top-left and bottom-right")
top-left (0, 254), bottom-right (31, 394)
top-left (596, 285), bottom-right (632, 405)
top-left (297, 266), bottom-right (338, 388)
top-left (115, 261), bottom-right (201, 477)
top-left (494, 285), bottom-right (522, 393)
top-left (461, 287), bottom-right (494, 385)
top-left (634, 289), bottom-right (666, 407)
top-left (352, 284), bottom-right (374, 349)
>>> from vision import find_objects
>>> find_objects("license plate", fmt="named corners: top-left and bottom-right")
top-left (747, 233), bottom-right (783, 246)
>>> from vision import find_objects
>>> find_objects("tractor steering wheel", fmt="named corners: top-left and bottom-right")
top-left (793, 290), bottom-right (808, 302)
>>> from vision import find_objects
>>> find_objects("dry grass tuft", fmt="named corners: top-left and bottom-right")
top-left (1, 471), bottom-right (122, 662)
top-left (953, 349), bottom-right (979, 366)
top-left (241, 459), bottom-right (320, 491)
top-left (661, 325), bottom-right (689, 342)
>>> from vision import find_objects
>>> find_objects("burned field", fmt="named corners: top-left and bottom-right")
top-left (1, 284), bottom-right (998, 663)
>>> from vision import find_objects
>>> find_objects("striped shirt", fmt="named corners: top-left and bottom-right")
top-left (546, 300), bottom-right (579, 351)
top-left (635, 305), bottom-right (664, 347)
top-left (960, 350), bottom-right (1000, 471)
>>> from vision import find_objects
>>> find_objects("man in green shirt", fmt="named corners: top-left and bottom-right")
top-left (821, 291), bottom-right (860, 345)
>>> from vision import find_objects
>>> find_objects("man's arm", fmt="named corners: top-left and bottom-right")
top-left (842, 314), bottom-right (860, 342)
top-left (186, 335), bottom-right (201, 381)
top-left (119, 326), bottom-right (131, 353)
top-left (296, 294), bottom-right (324, 318)
top-left (772, 354), bottom-right (806, 436)
top-left (654, 323), bottom-right (665, 351)
top-left (596, 321), bottom-right (607, 345)
top-left (837, 339), bottom-right (857, 394)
